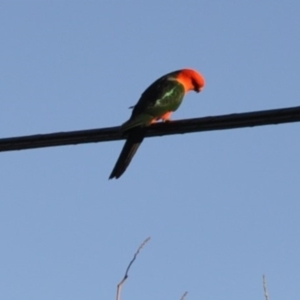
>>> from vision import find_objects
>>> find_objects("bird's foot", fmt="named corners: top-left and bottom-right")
top-left (160, 111), bottom-right (172, 122)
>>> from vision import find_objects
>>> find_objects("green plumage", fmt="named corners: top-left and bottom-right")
top-left (122, 75), bottom-right (185, 131)
top-left (109, 72), bottom-right (186, 179)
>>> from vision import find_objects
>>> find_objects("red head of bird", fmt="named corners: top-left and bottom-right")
top-left (175, 69), bottom-right (205, 93)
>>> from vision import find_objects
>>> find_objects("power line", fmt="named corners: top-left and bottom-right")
top-left (0, 105), bottom-right (300, 153)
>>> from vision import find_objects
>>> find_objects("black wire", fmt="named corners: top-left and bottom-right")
top-left (1, 105), bottom-right (300, 153)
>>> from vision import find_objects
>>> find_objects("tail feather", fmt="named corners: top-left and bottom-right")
top-left (121, 114), bottom-right (153, 132)
top-left (109, 128), bottom-right (145, 179)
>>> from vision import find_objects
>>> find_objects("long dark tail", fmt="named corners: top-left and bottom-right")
top-left (109, 128), bottom-right (145, 179)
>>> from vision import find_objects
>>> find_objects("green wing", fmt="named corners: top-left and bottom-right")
top-left (122, 77), bottom-right (185, 131)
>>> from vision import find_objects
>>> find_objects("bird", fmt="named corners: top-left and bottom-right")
top-left (109, 68), bottom-right (205, 179)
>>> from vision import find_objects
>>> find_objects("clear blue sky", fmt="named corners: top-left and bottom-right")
top-left (1, 1), bottom-right (300, 299)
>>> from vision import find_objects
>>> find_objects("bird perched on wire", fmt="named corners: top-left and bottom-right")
top-left (109, 68), bottom-right (205, 179)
